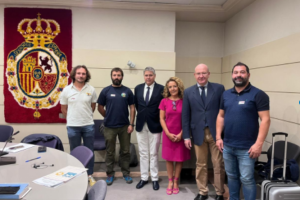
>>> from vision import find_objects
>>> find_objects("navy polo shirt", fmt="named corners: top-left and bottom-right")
top-left (98, 85), bottom-right (134, 128)
top-left (220, 83), bottom-right (269, 149)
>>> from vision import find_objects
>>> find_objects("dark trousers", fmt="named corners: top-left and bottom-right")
top-left (104, 125), bottom-right (131, 176)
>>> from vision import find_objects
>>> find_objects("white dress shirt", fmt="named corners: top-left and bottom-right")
top-left (143, 82), bottom-right (155, 102)
top-left (197, 82), bottom-right (208, 97)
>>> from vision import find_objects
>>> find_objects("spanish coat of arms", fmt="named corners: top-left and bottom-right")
top-left (4, 9), bottom-right (72, 122)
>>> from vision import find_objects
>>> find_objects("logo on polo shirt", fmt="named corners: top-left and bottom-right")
top-left (121, 93), bottom-right (126, 97)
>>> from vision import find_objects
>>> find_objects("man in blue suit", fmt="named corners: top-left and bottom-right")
top-left (134, 67), bottom-right (164, 191)
top-left (182, 64), bottom-right (225, 200)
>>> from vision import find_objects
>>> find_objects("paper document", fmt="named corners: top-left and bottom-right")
top-left (33, 177), bottom-right (63, 188)
top-left (33, 166), bottom-right (87, 187)
top-left (2, 143), bottom-right (35, 153)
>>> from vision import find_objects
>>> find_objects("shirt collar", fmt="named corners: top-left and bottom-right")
top-left (231, 82), bottom-right (252, 94)
top-left (197, 82), bottom-right (208, 88)
top-left (71, 82), bottom-right (88, 90)
top-left (145, 82), bottom-right (155, 89)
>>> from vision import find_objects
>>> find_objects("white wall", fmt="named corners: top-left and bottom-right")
top-left (175, 21), bottom-right (224, 88)
top-left (225, 0), bottom-right (300, 56)
top-left (73, 8), bottom-right (175, 52)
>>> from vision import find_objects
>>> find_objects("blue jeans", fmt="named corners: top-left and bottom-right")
top-left (223, 145), bottom-right (256, 200)
top-left (67, 125), bottom-right (94, 175)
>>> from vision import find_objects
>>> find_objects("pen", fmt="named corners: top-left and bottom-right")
top-left (9, 145), bottom-right (24, 150)
top-left (26, 156), bottom-right (41, 162)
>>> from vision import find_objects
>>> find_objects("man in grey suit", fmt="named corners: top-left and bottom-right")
top-left (182, 64), bottom-right (225, 200)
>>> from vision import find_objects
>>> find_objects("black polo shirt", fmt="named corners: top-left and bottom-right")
top-left (220, 83), bottom-right (269, 149)
top-left (98, 85), bottom-right (134, 128)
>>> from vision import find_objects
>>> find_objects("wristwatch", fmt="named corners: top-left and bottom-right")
top-left (129, 124), bottom-right (135, 127)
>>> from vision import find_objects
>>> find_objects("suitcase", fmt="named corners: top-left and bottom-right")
top-left (261, 132), bottom-right (300, 200)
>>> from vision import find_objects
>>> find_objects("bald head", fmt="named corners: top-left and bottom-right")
top-left (195, 64), bottom-right (209, 73)
top-left (194, 63), bottom-right (210, 86)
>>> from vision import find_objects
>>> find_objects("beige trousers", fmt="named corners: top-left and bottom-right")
top-left (194, 128), bottom-right (225, 195)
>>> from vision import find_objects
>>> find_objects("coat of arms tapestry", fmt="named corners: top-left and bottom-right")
top-left (4, 8), bottom-right (72, 123)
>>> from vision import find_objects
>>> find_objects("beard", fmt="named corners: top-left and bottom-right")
top-left (112, 78), bottom-right (122, 86)
top-left (232, 76), bottom-right (248, 87)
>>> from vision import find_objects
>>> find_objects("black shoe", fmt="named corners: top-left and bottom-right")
top-left (152, 181), bottom-right (159, 190)
top-left (136, 180), bottom-right (148, 189)
top-left (194, 194), bottom-right (208, 200)
top-left (215, 195), bottom-right (224, 200)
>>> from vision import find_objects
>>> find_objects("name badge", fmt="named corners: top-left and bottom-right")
top-left (111, 94), bottom-right (115, 97)
top-left (239, 101), bottom-right (245, 105)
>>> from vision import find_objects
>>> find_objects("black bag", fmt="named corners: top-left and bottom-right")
top-left (119, 143), bottom-right (138, 167)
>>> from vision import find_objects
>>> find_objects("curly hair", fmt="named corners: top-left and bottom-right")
top-left (162, 77), bottom-right (184, 99)
top-left (70, 65), bottom-right (91, 83)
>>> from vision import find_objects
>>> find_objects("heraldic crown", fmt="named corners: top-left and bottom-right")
top-left (17, 13), bottom-right (60, 47)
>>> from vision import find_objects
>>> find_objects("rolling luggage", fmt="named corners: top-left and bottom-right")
top-left (261, 132), bottom-right (300, 200)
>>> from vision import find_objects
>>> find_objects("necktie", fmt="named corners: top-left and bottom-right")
top-left (200, 86), bottom-right (206, 106)
top-left (145, 87), bottom-right (150, 105)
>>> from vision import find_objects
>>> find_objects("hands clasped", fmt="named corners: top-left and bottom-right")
top-left (167, 133), bottom-right (182, 143)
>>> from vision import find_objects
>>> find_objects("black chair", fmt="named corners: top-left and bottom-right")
top-left (0, 125), bottom-right (14, 142)
top-left (21, 134), bottom-right (64, 151)
top-left (93, 120), bottom-right (106, 151)
top-left (255, 135), bottom-right (300, 183)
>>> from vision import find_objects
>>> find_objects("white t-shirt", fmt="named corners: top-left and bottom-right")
top-left (60, 83), bottom-right (97, 126)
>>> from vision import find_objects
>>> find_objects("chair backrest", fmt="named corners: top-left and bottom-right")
top-left (93, 120), bottom-right (106, 151)
top-left (0, 125), bottom-right (14, 142)
top-left (88, 180), bottom-right (107, 200)
top-left (35, 139), bottom-right (58, 149)
top-left (267, 140), bottom-right (300, 162)
top-left (71, 146), bottom-right (93, 167)
top-left (21, 133), bottom-right (64, 151)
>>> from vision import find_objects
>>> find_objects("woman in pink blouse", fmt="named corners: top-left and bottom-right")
top-left (159, 77), bottom-right (190, 195)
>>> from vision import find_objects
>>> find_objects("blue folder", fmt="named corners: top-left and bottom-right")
top-left (0, 184), bottom-right (29, 199)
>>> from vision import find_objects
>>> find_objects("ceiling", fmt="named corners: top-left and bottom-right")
top-left (96, 0), bottom-right (228, 6)
top-left (0, 0), bottom-right (256, 22)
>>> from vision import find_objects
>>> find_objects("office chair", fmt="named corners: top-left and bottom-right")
top-left (93, 120), bottom-right (106, 151)
top-left (71, 146), bottom-right (93, 167)
top-left (88, 180), bottom-right (107, 200)
top-left (255, 137), bottom-right (300, 183)
top-left (0, 125), bottom-right (14, 142)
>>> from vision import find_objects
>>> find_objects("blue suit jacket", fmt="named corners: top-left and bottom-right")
top-left (182, 82), bottom-right (225, 146)
top-left (134, 83), bottom-right (164, 133)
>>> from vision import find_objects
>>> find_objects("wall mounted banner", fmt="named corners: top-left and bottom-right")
top-left (4, 8), bottom-right (72, 123)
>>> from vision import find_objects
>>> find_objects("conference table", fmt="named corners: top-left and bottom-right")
top-left (0, 142), bottom-right (88, 200)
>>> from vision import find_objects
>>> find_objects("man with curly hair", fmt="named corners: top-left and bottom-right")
top-left (182, 64), bottom-right (225, 200)
top-left (60, 65), bottom-right (98, 187)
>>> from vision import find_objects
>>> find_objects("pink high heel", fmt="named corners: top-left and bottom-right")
top-left (172, 177), bottom-right (179, 194)
top-left (166, 178), bottom-right (173, 195)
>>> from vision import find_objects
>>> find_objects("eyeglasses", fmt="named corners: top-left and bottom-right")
top-left (172, 101), bottom-right (176, 111)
